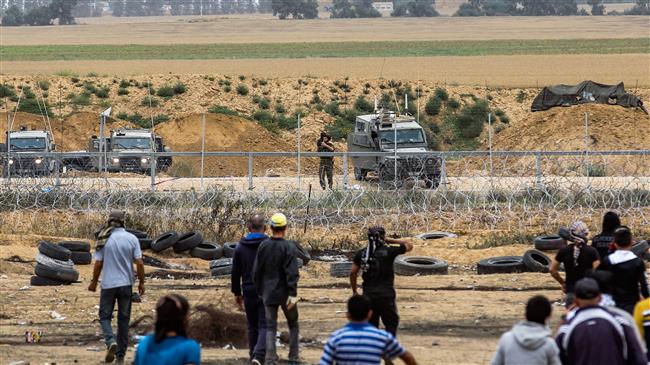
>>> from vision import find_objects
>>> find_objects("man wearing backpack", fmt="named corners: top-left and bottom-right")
top-left (349, 227), bottom-right (413, 336)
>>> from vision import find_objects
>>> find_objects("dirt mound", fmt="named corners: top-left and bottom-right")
top-left (491, 104), bottom-right (650, 151)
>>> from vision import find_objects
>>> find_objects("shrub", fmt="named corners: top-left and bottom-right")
top-left (0, 84), bottom-right (15, 98)
top-left (516, 90), bottom-right (527, 103)
top-left (447, 98), bottom-right (461, 110)
top-left (119, 79), bottom-right (130, 88)
top-left (259, 98), bottom-right (270, 110)
top-left (156, 85), bottom-right (175, 98)
top-left (168, 159), bottom-right (195, 178)
top-left (17, 98), bottom-right (51, 115)
top-left (84, 82), bottom-right (98, 94)
top-left (208, 76), bottom-right (215, 81)
top-left (70, 92), bottom-right (91, 106)
top-left (208, 105), bottom-right (240, 116)
top-left (152, 114), bottom-right (170, 125)
top-left (325, 109), bottom-right (357, 140)
top-left (451, 99), bottom-right (490, 138)
top-left (434, 87), bottom-right (448, 101)
top-left (42, 92), bottom-right (48, 98)
top-left (310, 94), bottom-right (322, 105)
top-left (223, 85), bottom-right (232, 93)
top-left (71, 77), bottom-right (80, 83)
top-left (324, 101), bottom-right (340, 116)
top-left (95, 87), bottom-right (110, 99)
top-left (354, 96), bottom-right (374, 113)
top-left (236, 84), bottom-right (249, 95)
top-left (275, 103), bottom-right (286, 114)
top-left (258, 79), bottom-right (268, 86)
top-left (499, 114), bottom-right (510, 124)
top-left (252, 95), bottom-right (261, 104)
top-left (425, 96), bottom-right (442, 116)
top-left (586, 163), bottom-right (606, 177)
top-left (86, 72), bottom-right (98, 77)
top-left (141, 96), bottom-right (159, 107)
top-left (117, 111), bottom-right (128, 120)
top-left (37, 80), bottom-right (50, 91)
top-left (118, 87), bottom-right (129, 96)
top-left (238, 75), bottom-right (246, 81)
top-left (275, 114), bottom-right (298, 130)
top-left (173, 82), bottom-right (187, 95)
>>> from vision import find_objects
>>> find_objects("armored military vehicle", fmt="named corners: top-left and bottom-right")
top-left (91, 128), bottom-right (171, 173)
top-left (2, 128), bottom-right (57, 177)
top-left (347, 109), bottom-right (441, 188)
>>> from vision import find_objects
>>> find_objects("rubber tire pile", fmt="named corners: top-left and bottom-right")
top-left (142, 230), bottom-right (223, 261)
top-left (210, 244), bottom-right (305, 278)
top-left (31, 241), bottom-right (82, 286)
top-left (328, 255), bottom-right (449, 278)
top-left (477, 249), bottom-right (552, 275)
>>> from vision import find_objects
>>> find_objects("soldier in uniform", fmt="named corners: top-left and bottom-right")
top-left (317, 132), bottom-right (335, 190)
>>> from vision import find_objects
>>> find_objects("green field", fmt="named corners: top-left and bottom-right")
top-left (2, 38), bottom-right (648, 61)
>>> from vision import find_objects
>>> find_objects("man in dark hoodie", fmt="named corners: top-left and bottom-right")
top-left (231, 215), bottom-right (268, 365)
top-left (253, 213), bottom-right (301, 365)
top-left (491, 295), bottom-right (561, 365)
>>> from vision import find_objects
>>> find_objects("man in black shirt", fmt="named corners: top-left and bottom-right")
top-left (550, 221), bottom-right (600, 308)
top-left (598, 226), bottom-right (649, 314)
top-left (591, 211), bottom-right (621, 259)
top-left (350, 227), bottom-right (413, 335)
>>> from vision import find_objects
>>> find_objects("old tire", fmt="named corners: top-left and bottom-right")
top-left (58, 241), bottom-right (90, 252)
top-left (30, 275), bottom-right (70, 286)
top-left (71, 251), bottom-right (92, 265)
top-left (35, 253), bottom-right (74, 271)
top-left (534, 235), bottom-right (566, 251)
top-left (210, 258), bottom-right (233, 277)
top-left (38, 241), bottom-right (71, 261)
top-left (477, 256), bottom-right (525, 275)
top-left (632, 240), bottom-right (649, 258)
top-left (330, 262), bottom-right (353, 278)
top-left (173, 231), bottom-right (203, 253)
top-left (126, 229), bottom-right (148, 239)
top-left (191, 242), bottom-right (223, 260)
top-left (394, 256), bottom-right (448, 275)
top-left (414, 231), bottom-right (457, 240)
top-left (139, 238), bottom-right (153, 250)
top-left (223, 242), bottom-right (238, 258)
top-left (34, 263), bottom-right (79, 283)
top-left (209, 258), bottom-right (232, 270)
top-left (211, 266), bottom-right (232, 277)
top-left (151, 231), bottom-right (179, 252)
top-left (522, 250), bottom-right (552, 273)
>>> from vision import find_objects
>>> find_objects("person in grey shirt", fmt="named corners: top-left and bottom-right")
top-left (88, 211), bottom-right (145, 365)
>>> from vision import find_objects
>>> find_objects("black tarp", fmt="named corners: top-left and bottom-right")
top-left (531, 80), bottom-right (647, 114)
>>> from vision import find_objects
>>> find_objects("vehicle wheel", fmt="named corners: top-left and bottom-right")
top-left (222, 242), bottom-right (238, 258)
top-left (30, 275), bottom-right (70, 286)
top-left (424, 175), bottom-right (440, 189)
top-left (38, 241), bottom-right (72, 261)
top-left (34, 263), bottom-right (79, 283)
top-left (394, 256), bottom-right (448, 275)
top-left (522, 250), bottom-right (552, 273)
top-left (126, 229), bottom-right (148, 239)
top-left (151, 231), bottom-right (180, 252)
top-left (330, 261), bottom-right (353, 278)
top-left (139, 238), bottom-right (153, 250)
top-left (58, 241), bottom-right (91, 252)
top-left (379, 165), bottom-right (402, 189)
top-left (35, 253), bottom-right (74, 271)
top-left (414, 231), bottom-right (457, 240)
top-left (173, 231), bottom-right (204, 253)
top-left (534, 235), bottom-right (566, 251)
top-left (476, 256), bottom-right (525, 275)
top-left (631, 240), bottom-right (649, 258)
top-left (191, 242), bottom-right (223, 260)
top-left (71, 251), bottom-right (92, 265)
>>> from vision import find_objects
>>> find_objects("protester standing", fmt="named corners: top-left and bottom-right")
top-left (591, 211), bottom-right (621, 260)
top-left (253, 213), bottom-right (301, 365)
top-left (549, 221), bottom-right (599, 307)
top-left (133, 294), bottom-right (201, 365)
top-left (232, 215), bottom-right (268, 365)
top-left (350, 227), bottom-right (413, 336)
top-left (491, 295), bottom-right (561, 365)
top-left (317, 132), bottom-right (335, 190)
top-left (598, 226), bottom-right (649, 314)
top-left (320, 295), bottom-right (417, 365)
top-left (88, 211), bottom-right (145, 364)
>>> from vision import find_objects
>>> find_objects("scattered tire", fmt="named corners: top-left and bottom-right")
top-left (57, 241), bottom-right (90, 252)
top-left (534, 235), bottom-right (566, 251)
top-left (209, 258), bottom-right (233, 277)
top-left (71, 251), bottom-right (92, 265)
top-left (330, 261), bottom-right (354, 278)
top-left (126, 229), bottom-right (148, 239)
top-left (35, 253), bottom-right (74, 271)
top-left (151, 231), bottom-right (179, 252)
top-left (34, 263), bottom-right (79, 283)
top-left (38, 241), bottom-right (71, 261)
top-left (631, 240), bottom-right (649, 258)
top-left (223, 242), bottom-right (238, 258)
top-left (394, 256), bottom-right (448, 275)
top-left (190, 242), bottom-right (223, 261)
top-left (30, 275), bottom-right (70, 286)
top-left (477, 256), bottom-right (526, 275)
top-left (139, 238), bottom-right (153, 250)
top-left (414, 231), bottom-right (457, 240)
top-left (522, 250), bottom-right (552, 273)
top-left (173, 231), bottom-right (204, 253)
top-left (209, 258), bottom-right (233, 270)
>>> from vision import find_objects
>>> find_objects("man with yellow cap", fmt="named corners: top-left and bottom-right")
top-left (253, 213), bottom-right (301, 365)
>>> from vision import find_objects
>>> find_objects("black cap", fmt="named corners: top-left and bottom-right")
top-left (574, 277), bottom-right (601, 300)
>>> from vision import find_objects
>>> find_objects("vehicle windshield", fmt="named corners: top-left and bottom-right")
top-left (378, 129), bottom-right (425, 146)
top-left (111, 137), bottom-right (151, 150)
top-left (9, 137), bottom-right (46, 150)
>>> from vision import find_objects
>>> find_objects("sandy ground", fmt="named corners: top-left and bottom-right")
top-left (0, 231), bottom-right (568, 365)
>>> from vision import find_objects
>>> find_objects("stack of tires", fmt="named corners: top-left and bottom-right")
top-left (58, 241), bottom-right (92, 265)
top-left (127, 229), bottom-right (153, 251)
top-left (149, 230), bottom-right (223, 260)
top-left (31, 241), bottom-right (80, 286)
top-left (476, 250), bottom-right (552, 275)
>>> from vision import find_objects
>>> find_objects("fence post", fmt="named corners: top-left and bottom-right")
top-left (248, 152), bottom-right (254, 190)
top-left (535, 152), bottom-right (542, 189)
top-left (342, 152), bottom-right (349, 190)
top-left (54, 153), bottom-right (61, 188)
top-left (440, 155), bottom-right (447, 187)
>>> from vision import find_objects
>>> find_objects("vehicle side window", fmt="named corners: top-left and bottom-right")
top-left (356, 121), bottom-right (366, 132)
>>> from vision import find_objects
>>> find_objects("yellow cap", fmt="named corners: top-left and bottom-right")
top-left (270, 213), bottom-right (287, 228)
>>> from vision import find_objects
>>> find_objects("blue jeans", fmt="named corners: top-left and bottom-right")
top-left (243, 288), bottom-right (266, 361)
top-left (99, 285), bottom-right (132, 359)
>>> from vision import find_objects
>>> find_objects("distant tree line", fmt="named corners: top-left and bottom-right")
top-left (454, 0), bottom-right (649, 16)
top-left (1, 0), bottom-right (77, 26)
top-left (331, 0), bottom-right (437, 17)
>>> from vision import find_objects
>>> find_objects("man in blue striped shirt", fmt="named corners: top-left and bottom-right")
top-left (320, 295), bottom-right (418, 365)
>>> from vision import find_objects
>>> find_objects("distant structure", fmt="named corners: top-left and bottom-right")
top-left (372, 2), bottom-right (393, 11)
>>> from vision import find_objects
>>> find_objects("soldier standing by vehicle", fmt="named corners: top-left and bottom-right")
top-left (317, 132), bottom-right (335, 190)
top-left (350, 227), bottom-right (413, 336)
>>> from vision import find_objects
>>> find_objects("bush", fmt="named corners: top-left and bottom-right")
top-left (118, 87), bottom-right (129, 96)
top-left (447, 98), bottom-right (461, 110)
top-left (141, 96), bottom-right (159, 107)
top-left (86, 72), bottom-right (98, 77)
top-left (310, 94), bottom-right (322, 105)
top-left (324, 101), bottom-right (340, 116)
top-left (258, 79), bottom-right (268, 86)
top-left (499, 114), bottom-right (510, 124)
top-left (17, 98), bottom-right (51, 115)
top-left (22, 86), bottom-right (36, 99)
top-left (173, 82), bottom-right (187, 95)
top-left (236, 84), bottom-right (249, 96)
top-left (168, 159), bottom-right (195, 178)
top-left (325, 109), bottom-right (357, 140)
top-left (0, 84), bottom-right (15, 98)
top-left (37, 80), bottom-right (50, 91)
top-left (451, 99), bottom-right (490, 138)
top-left (586, 163), bottom-right (606, 177)
top-left (223, 85), bottom-right (232, 93)
top-left (70, 92), bottom-right (91, 106)
top-left (354, 96), bottom-right (374, 113)
top-left (494, 109), bottom-right (505, 118)
top-left (156, 85), bottom-right (175, 98)
top-left (152, 114), bottom-right (170, 125)
top-left (238, 75), bottom-right (246, 81)
top-left (516, 90), bottom-right (526, 103)
top-left (119, 79), bottom-right (130, 88)
top-left (252, 95), bottom-right (261, 104)
top-left (275, 103), bottom-right (286, 114)
top-left (425, 96), bottom-right (442, 116)
top-left (259, 98), bottom-right (270, 110)
top-left (434, 87), bottom-right (448, 101)
top-left (95, 87), bottom-right (110, 99)
top-left (71, 77), bottom-right (80, 83)
top-left (208, 105), bottom-right (240, 116)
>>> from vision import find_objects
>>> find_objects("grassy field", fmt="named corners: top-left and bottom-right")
top-left (2, 38), bottom-right (648, 61)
